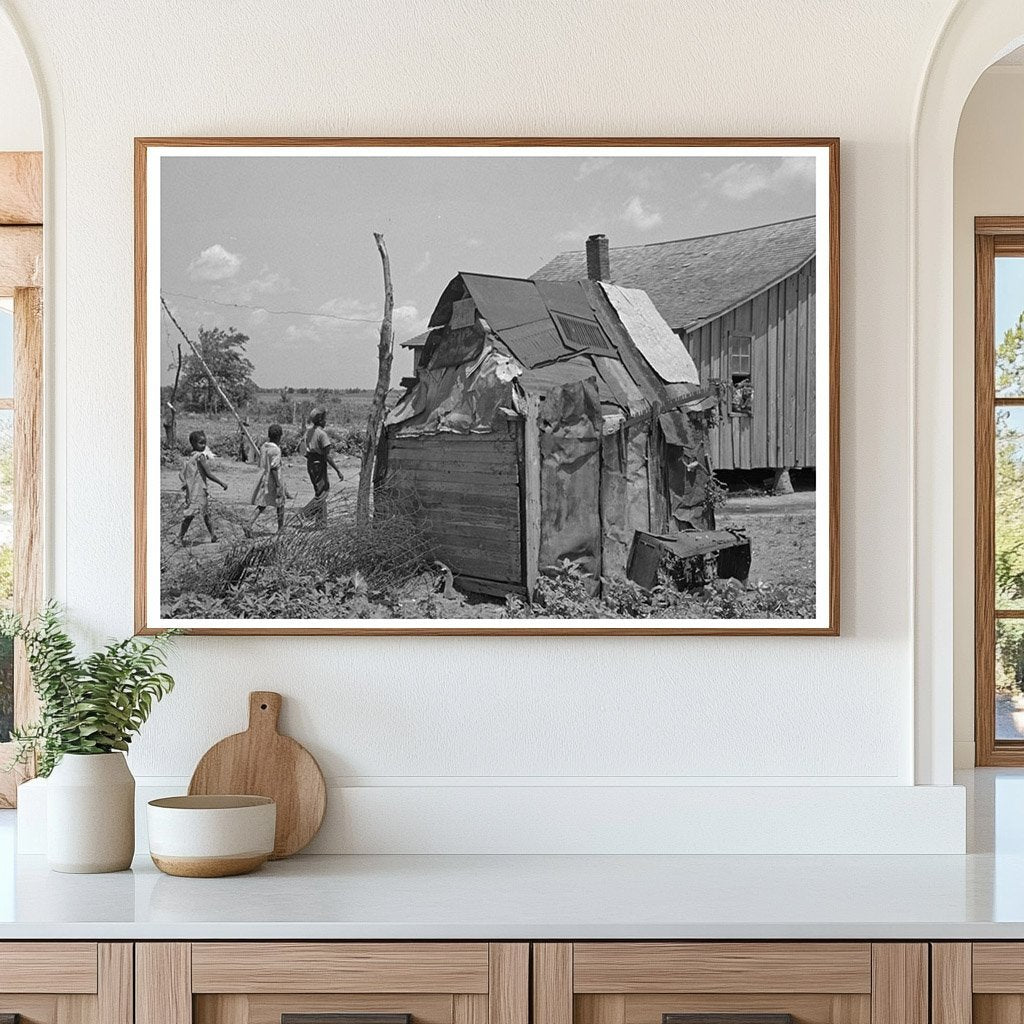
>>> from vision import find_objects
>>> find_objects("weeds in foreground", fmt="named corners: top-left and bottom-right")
top-left (504, 559), bottom-right (815, 621)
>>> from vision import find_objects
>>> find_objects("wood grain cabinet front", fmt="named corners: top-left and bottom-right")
top-left (932, 943), bottom-right (1024, 1024)
top-left (0, 943), bottom-right (132, 1024)
top-left (136, 944), bottom-right (528, 1024)
top-left (532, 944), bottom-right (929, 1024)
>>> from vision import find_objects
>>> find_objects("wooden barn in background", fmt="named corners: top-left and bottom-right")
top-left (534, 216), bottom-right (817, 476)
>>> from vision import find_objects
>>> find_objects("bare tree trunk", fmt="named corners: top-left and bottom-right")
top-left (161, 297), bottom-right (260, 455)
top-left (356, 233), bottom-right (394, 526)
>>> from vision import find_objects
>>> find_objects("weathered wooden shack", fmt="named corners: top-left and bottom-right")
top-left (379, 272), bottom-right (719, 597)
top-left (534, 216), bottom-right (816, 475)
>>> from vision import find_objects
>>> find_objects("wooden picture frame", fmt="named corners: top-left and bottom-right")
top-left (135, 137), bottom-right (840, 636)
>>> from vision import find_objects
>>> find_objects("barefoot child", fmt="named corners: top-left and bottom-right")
top-left (179, 429), bottom-right (228, 544)
top-left (247, 423), bottom-right (291, 535)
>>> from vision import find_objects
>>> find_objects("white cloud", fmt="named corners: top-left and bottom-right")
top-left (393, 304), bottom-right (428, 342)
top-left (187, 244), bottom-right (242, 282)
top-left (575, 157), bottom-right (613, 181)
top-left (621, 195), bottom-right (663, 231)
top-left (701, 158), bottom-right (816, 202)
top-left (291, 297), bottom-right (427, 345)
top-left (312, 296), bottom-right (378, 326)
top-left (554, 224), bottom-right (588, 245)
top-left (413, 251), bottom-right (432, 274)
top-left (209, 266), bottom-right (295, 305)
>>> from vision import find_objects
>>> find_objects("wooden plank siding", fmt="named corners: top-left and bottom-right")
top-left (385, 426), bottom-right (524, 586)
top-left (681, 257), bottom-right (815, 472)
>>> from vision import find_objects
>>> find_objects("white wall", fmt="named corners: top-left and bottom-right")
top-left (952, 65), bottom-right (1024, 767)
top-left (1, 0), bottom-right (973, 852)
top-left (0, 12), bottom-right (39, 152)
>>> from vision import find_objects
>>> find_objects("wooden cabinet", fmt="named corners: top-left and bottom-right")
top-left (136, 944), bottom-right (528, 1024)
top-left (532, 944), bottom-right (928, 1024)
top-left (0, 938), bottom-right (960, 1024)
top-left (932, 943), bottom-right (1024, 1024)
top-left (0, 942), bottom-right (132, 1024)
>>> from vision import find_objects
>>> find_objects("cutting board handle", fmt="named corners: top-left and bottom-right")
top-left (248, 691), bottom-right (282, 734)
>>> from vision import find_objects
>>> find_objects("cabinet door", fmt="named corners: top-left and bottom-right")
top-left (137, 943), bottom-right (528, 1024)
top-left (941, 943), bottom-right (1024, 1024)
top-left (533, 944), bottom-right (927, 1024)
top-left (0, 943), bottom-right (131, 1024)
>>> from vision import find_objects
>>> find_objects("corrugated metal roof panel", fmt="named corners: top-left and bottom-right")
top-left (496, 318), bottom-right (570, 368)
top-left (519, 357), bottom-right (598, 396)
top-left (461, 273), bottom-right (548, 332)
top-left (601, 284), bottom-right (700, 385)
top-left (534, 279), bottom-right (597, 320)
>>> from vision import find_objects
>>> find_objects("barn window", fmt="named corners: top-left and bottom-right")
top-left (728, 333), bottom-right (753, 416)
top-left (975, 219), bottom-right (1024, 765)
top-left (729, 333), bottom-right (752, 379)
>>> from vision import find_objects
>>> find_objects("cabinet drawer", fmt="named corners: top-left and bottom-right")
top-left (139, 943), bottom-right (528, 1024)
top-left (0, 943), bottom-right (130, 1024)
top-left (572, 944), bottom-right (872, 994)
top-left (191, 943), bottom-right (491, 994)
top-left (0, 942), bottom-right (98, 994)
top-left (534, 944), bottom-right (925, 1024)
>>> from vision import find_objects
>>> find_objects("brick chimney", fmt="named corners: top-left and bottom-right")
top-left (586, 233), bottom-right (610, 281)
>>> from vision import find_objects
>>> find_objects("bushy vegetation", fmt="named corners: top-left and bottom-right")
top-left (161, 419), bottom-right (367, 464)
top-left (1, 604), bottom-right (176, 776)
top-left (995, 311), bottom-right (1024, 693)
top-left (162, 491), bottom-right (436, 620)
top-left (504, 559), bottom-right (815, 621)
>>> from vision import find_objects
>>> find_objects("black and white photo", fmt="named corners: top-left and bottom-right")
top-left (136, 139), bottom-right (838, 634)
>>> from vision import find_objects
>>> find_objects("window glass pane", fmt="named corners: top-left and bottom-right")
top-left (998, 620), bottom-right (1024, 740)
top-left (997, 407), bottom-right (1024, 609)
top-left (0, 409), bottom-right (12, 742)
top-left (996, 256), bottom-right (1024, 397)
top-left (0, 307), bottom-right (12, 399)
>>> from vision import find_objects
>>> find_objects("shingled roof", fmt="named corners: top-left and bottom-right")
top-left (532, 216), bottom-right (815, 333)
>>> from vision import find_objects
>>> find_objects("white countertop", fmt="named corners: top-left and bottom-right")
top-left (0, 849), bottom-right (1022, 940)
top-left (0, 769), bottom-right (1021, 941)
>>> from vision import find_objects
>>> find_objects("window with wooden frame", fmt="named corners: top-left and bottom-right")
top-left (0, 151), bottom-right (44, 806)
top-left (975, 217), bottom-right (1024, 764)
top-left (727, 331), bottom-right (753, 416)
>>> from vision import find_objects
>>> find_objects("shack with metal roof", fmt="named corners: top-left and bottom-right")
top-left (379, 271), bottom-right (733, 598)
top-left (534, 217), bottom-right (816, 478)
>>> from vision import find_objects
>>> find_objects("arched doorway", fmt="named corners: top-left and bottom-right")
top-left (0, 7), bottom-right (44, 807)
top-left (914, 1), bottom-right (1024, 785)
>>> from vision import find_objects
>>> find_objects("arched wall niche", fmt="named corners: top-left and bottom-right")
top-left (914, 1), bottom-right (1024, 785)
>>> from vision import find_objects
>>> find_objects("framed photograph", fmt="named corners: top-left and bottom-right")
top-left (135, 137), bottom-right (839, 635)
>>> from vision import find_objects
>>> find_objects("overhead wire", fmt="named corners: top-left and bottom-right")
top-left (160, 289), bottom-right (383, 324)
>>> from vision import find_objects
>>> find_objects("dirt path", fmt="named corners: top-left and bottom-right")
top-left (163, 451), bottom-right (362, 518)
top-left (997, 692), bottom-right (1024, 740)
top-left (716, 492), bottom-right (816, 590)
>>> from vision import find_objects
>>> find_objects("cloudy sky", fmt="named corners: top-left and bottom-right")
top-left (159, 151), bottom-right (816, 389)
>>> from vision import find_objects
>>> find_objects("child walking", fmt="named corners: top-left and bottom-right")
top-left (179, 429), bottom-right (228, 544)
top-left (246, 423), bottom-right (291, 536)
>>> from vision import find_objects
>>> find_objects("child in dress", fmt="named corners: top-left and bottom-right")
top-left (179, 429), bottom-right (228, 544)
top-left (246, 423), bottom-right (291, 535)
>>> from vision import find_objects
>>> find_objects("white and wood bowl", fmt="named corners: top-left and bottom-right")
top-left (147, 795), bottom-right (276, 877)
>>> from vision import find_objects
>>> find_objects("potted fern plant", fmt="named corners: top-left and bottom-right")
top-left (2, 604), bottom-right (177, 873)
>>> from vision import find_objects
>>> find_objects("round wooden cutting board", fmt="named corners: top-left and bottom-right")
top-left (188, 691), bottom-right (327, 859)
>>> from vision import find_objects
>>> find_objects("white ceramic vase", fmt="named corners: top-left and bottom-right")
top-left (46, 752), bottom-right (135, 873)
